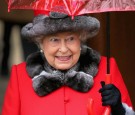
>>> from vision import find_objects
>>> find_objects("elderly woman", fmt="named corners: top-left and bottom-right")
top-left (2, 12), bottom-right (135, 115)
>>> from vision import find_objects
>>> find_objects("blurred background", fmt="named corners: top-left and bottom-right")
top-left (0, 0), bottom-right (135, 113)
top-left (0, 0), bottom-right (38, 112)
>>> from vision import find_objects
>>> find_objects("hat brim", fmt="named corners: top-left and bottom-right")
top-left (21, 14), bottom-right (100, 42)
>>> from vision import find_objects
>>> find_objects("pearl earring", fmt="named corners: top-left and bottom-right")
top-left (40, 49), bottom-right (43, 53)
top-left (40, 49), bottom-right (46, 62)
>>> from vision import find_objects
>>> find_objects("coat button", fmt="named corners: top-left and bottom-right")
top-left (64, 96), bottom-right (70, 103)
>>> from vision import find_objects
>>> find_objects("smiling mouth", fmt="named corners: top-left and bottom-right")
top-left (56, 55), bottom-right (72, 61)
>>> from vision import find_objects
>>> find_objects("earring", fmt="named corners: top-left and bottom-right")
top-left (40, 49), bottom-right (46, 63)
top-left (40, 49), bottom-right (43, 53)
top-left (80, 47), bottom-right (82, 50)
top-left (40, 49), bottom-right (44, 57)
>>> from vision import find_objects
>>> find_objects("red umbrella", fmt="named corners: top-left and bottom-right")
top-left (7, 0), bottom-right (135, 115)
top-left (8, 0), bottom-right (135, 16)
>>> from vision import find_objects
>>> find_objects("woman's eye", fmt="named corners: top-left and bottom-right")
top-left (67, 36), bottom-right (75, 41)
top-left (50, 38), bottom-right (59, 42)
top-left (48, 37), bottom-right (60, 46)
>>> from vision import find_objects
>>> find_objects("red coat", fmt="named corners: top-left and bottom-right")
top-left (2, 57), bottom-right (133, 115)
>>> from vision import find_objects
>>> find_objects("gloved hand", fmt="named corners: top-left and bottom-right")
top-left (99, 81), bottom-right (125, 115)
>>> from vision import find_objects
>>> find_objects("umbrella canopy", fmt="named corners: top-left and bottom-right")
top-left (8, 0), bottom-right (135, 16)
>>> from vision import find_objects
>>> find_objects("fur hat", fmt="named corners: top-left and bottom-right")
top-left (21, 12), bottom-right (100, 42)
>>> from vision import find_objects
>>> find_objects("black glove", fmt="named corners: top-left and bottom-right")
top-left (99, 81), bottom-right (125, 115)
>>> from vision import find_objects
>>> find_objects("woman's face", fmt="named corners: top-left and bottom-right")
top-left (40, 32), bottom-right (81, 70)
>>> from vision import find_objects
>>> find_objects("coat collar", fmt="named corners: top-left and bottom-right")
top-left (26, 45), bottom-right (101, 96)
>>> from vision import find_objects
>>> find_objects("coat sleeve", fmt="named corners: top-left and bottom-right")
top-left (1, 65), bottom-right (20, 115)
top-left (110, 58), bottom-right (135, 114)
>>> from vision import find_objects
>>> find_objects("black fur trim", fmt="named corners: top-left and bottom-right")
top-left (26, 46), bottom-right (101, 96)
top-left (26, 52), bottom-right (44, 78)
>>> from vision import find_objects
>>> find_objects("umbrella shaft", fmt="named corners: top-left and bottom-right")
top-left (106, 12), bottom-right (110, 74)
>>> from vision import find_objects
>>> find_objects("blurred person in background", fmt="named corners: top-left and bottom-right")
top-left (0, 0), bottom-right (37, 77)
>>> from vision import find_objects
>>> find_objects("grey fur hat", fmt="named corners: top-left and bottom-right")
top-left (21, 12), bottom-right (100, 42)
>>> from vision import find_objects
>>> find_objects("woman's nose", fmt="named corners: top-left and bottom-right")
top-left (59, 41), bottom-right (68, 53)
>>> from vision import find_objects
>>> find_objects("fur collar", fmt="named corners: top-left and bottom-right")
top-left (26, 45), bottom-right (101, 96)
